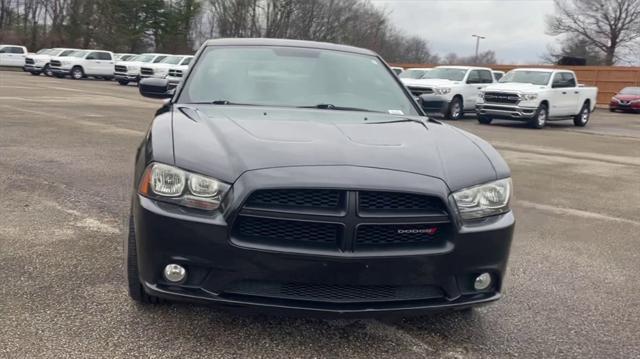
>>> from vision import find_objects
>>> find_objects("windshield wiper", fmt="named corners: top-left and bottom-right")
top-left (297, 104), bottom-right (384, 113)
top-left (365, 117), bottom-right (430, 130)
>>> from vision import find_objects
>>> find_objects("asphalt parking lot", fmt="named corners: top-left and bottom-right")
top-left (1, 71), bottom-right (639, 358)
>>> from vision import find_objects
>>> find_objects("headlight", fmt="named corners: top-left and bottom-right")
top-left (521, 93), bottom-right (538, 101)
top-left (138, 163), bottom-right (230, 211)
top-left (611, 97), bottom-right (620, 103)
top-left (451, 178), bottom-right (512, 221)
top-left (434, 87), bottom-right (452, 95)
top-left (478, 92), bottom-right (485, 99)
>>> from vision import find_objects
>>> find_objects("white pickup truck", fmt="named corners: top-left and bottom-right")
top-left (49, 49), bottom-right (115, 80)
top-left (407, 66), bottom-right (496, 120)
top-left (113, 53), bottom-right (170, 85)
top-left (0, 45), bottom-right (28, 67)
top-left (476, 68), bottom-right (598, 129)
top-left (24, 48), bottom-right (78, 76)
top-left (139, 55), bottom-right (193, 80)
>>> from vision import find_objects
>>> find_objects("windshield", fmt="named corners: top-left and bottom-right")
top-left (59, 50), bottom-right (75, 57)
top-left (69, 50), bottom-right (88, 58)
top-left (135, 54), bottom-right (156, 63)
top-left (180, 46), bottom-right (419, 116)
top-left (399, 69), bottom-right (428, 79)
top-left (422, 68), bottom-right (467, 81)
top-left (500, 71), bottom-right (552, 86)
top-left (160, 56), bottom-right (184, 65)
top-left (36, 49), bottom-right (50, 54)
top-left (120, 54), bottom-right (135, 61)
top-left (620, 87), bottom-right (640, 96)
top-left (181, 57), bottom-right (192, 66)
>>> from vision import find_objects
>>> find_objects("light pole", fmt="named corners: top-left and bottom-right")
top-left (472, 34), bottom-right (486, 63)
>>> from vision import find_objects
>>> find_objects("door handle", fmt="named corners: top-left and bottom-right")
top-left (574, 91), bottom-right (579, 94)
top-left (562, 91), bottom-right (567, 94)
top-left (477, 87), bottom-right (483, 90)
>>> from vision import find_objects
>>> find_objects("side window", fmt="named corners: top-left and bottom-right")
top-left (467, 70), bottom-right (481, 84)
top-left (561, 72), bottom-right (576, 87)
top-left (97, 52), bottom-right (112, 60)
top-left (479, 70), bottom-right (494, 83)
top-left (552, 73), bottom-right (566, 88)
top-left (153, 56), bottom-right (167, 63)
top-left (86, 52), bottom-right (99, 60)
top-left (0, 47), bottom-right (7, 53)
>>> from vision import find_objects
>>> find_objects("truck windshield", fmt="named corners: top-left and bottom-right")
top-left (136, 54), bottom-right (156, 63)
top-left (160, 56), bottom-right (184, 65)
top-left (399, 69), bottom-right (428, 79)
top-left (422, 68), bottom-right (467, 81)
top-left (500, 71), bottom-right (552, 86)
top-left (69, 50), bottom-right (88, 58)
top-left (180, 46), bottom-right (419, 116)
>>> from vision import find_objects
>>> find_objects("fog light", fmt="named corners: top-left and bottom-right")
top-left (163, 264), bottom-right (186, 283)
top-left (474, 272), bottom-right (492, 290)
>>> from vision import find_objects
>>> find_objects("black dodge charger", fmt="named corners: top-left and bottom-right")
top-left (127, 38), bottom-right (515, 316)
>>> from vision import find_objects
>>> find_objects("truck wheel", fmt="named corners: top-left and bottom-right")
top-left (126, 213), bottom-right (161, 304)
top-left (71, 66), bottom-right (84, 80)
top-left (29, 71), bottom-right (41, 76)
top-left (529, 103), bottom-right (547, 129)
top-left (478, 115), bottom-right (492, 124)
top-left (447, 97), bottom-right (463, 120)
top-left (573, 103), bottom-right (590, 127)
top-left (44, 64), bottom-right (53, 77)
top-left (118, 80), bottom-right (129, 86)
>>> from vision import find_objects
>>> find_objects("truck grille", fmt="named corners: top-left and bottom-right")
top-left (25, 58), bottom-right (35, 65)
top-left (233, 189), bottom-right (450, 253)
top-left (114, 65), bottom-right (127, 73)
top-left (222, 280), bottom-right (444, 303)
top-left (140, 67), bottom-right (154, 76)
top-left (484, 92), bottom-right (520, 104)
top-left (168, 69), bottom-right (183, 77)
top-left (50, 60), bottom-right (61, 67)
top-left (408, 86), bottom-right (434, 96)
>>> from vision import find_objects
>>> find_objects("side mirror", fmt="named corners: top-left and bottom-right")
top-left (139, 78), bottom-right (174, 99)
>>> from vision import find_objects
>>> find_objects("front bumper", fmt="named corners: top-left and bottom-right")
top-left (476, 103), bottom-right (538, 120)
top-left (24, 64), bottom-right (45, 72)
top-left (114, 73), bottom-right (139, 82)
top-left (416, 94), bottom-right (449, 114)
top-left (131, 166), bottom-right (515, 316)
top-left (610, 101), bottom-right (640, 112)
top-left (50, 67), bottom-right (71, 75)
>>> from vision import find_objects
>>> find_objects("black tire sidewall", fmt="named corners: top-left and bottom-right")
top-left (530, 104), bottom-right (547, 129)
top-left (574, 103), bottom-right (590, 126)
top-left (72, 67), bottom-right (83, 80)
top-left (448, 97), bottom-right (463, 120)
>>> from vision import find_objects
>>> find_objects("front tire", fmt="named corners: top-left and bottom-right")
top-left (43, 64), bottom-right (53, 77)
top-left (447, 96), bottom-right (464, 120)
top-left (573, 103), bottom-right (590, 127)
top-left (71, 66), bottom-right (84, 80)
top-left (29, 71), bottom-right (41, 76)
top-left (478, 115), bottom-right (492, 124)
top-left (126, 213), bottom-right (160, 304)
top-left (529, 103), bottom-right (548, 129)
top-left (118, 80), bottom-right (129, 86)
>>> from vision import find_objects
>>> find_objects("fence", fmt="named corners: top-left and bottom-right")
top-left (392, 64), bottom-right (640, 105)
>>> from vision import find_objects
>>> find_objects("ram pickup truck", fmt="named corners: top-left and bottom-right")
top-left (406, 66), bottom-right (495, 120)
top-left (476, 68), bottom-right (598, 129)
top-left (0, 45), bottom-right (28, 67)
top-left (139, 55), bottom-right (193, 80)
top-left (49, 49), bottom-right (115, 80)
top-left (165, 61), bottom-right (192, 87)
top-left (114, 53), bottom-right (169, 85)
top-left (127, 38), bottom-right (515, 317)
top-left (24, 48), bottom-right (79, 76)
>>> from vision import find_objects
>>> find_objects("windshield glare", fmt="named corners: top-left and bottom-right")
top-left (399, 69), bottom-right (428, 79)
top-left (620, 87), bottom-right (640, 96)
top-left (69, 50), bottom-right (88, 58)
top-left (136, 54), bottom-right (156, 62)
top-left (422, 68), bottom-right (467, 81)
top-left (180, 46), bottom-right (419, 116)
top-left (36, 49), bottom-right (50, 54)
top-left (160, 56), bottom-right (184, 65)
top-left (500, 71), bottom-right (551, 86)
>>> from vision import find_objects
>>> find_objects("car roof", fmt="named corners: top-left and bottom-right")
top-left (512, 68), bottom-right (566, 72)
top-left (435, 65), bottom-right (492, 71)
top-left (203, 38), bottom-right (376, 56)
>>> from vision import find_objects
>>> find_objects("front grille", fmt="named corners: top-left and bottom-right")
top-left (356, 224), bottom-right (443, 246)
top-left (235, 216), bottom-right (340, 245)
top-left (408, 86), bottom-right (434, 96)
top-left (484, 92), bottom-right (520, 104)
top-left (25, 58), bottom-right (35, 65)
top-left (114, 65), bottom-right (127, 73)
top-left (140, 67), bottom-right (154, 75)
top-left (245, 189), bottom-right (342, 210)
top-left (359, 191), bottom-right (446, 215)
top-left (233, 189), bottom-right (451, 253)
top-left (168, 69), bottom-right (183, 77)
top-left (50, 60), bottom-right (61, 67)
top-left (223, 280), bottom-right (444, 303)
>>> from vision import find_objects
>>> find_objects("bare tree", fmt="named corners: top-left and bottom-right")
top-left (547, 0), bottom-right (640, 65)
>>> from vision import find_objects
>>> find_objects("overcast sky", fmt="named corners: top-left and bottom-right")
top-left (371, 0), bottom-right (558, 64)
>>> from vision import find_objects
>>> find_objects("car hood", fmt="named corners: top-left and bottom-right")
top-left (402, 78), bottom-right (461, 88)
top-left (613, 94), bottom-right (640, 101)
top-left (170, 106), bottom-right (503, 190)
top-left (116, 60), bottom-right (148, 67)
top-left (484, 82), bottom-right (547, 92)
top-left (28, 54), bottom-right (51, 61)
